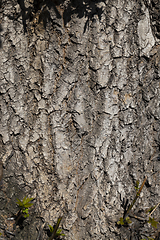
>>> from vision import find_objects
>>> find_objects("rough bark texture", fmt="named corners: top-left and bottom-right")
top-left (0, 0), bottom-right (160, 239)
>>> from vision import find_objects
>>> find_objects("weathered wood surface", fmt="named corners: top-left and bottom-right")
top-left (0, 0), bottom-right (160, 239)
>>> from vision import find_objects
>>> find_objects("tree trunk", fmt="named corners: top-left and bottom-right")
top-left (0, 0), bottom-right (160, 239)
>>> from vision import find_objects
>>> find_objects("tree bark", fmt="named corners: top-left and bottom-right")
top-left (0, 0), bottom-right (160, 239)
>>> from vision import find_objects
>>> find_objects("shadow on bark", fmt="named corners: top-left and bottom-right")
top-left (61, 0), bottom-right (104, 33)
top-left (7, 0), bottom-right (105, 34)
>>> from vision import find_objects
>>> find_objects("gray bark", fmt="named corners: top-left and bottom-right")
top-left (0, 0), bottom-right (160, 239)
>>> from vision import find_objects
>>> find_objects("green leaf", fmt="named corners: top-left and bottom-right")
top-left (49, 225), bottom-right (54, 233)
top-left (23, 202), bottom-right (33, 208)
top-left (117, 217), bottom-right (124, 225)
top-left (24, 213), bottom-right (29, 218)
top-left (16, 197), bottom-right (33, 209)
top-left (23, 197), bottom-right (34, 205)
top-left (22, 196), bottom-right (27, 204)
top-left (125, 217), bottom-right (132, 224)
top-left (16, 199), bottom-right (24, 207)
top-left (56, 229), bottom-right (62, 234)
top-left (55, 228), bottom-right (65, 237)
top-left (22, 208), bottom-right (28, 214)
top-left (148, 217), bottom-right (158, 228)
top-left (48, 225), bottom-right (65, 237)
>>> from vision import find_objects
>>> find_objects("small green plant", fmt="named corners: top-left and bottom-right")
top-left (117, 216), bottom-right (132, 226)
top-left (117, 177), bottom-right (147, 226)
top-left (15, 196), bottom-right (34, 224)
top-left (146, 202), bottom-right (159, 229)
top-left (139, 206), bottom-right (159, 240)
top-left (16, 196), bottom-right (34, 218)
top-left (117, 217), bottom-right (124, 225)
top-left (117, 177), bottom-right (160, 240)
top-left (48, 224), bottom-right (65, 238)
top-left (148, 217), bottom-right (158, 228)
top-left (48, 216), bottom-right (65, 240)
